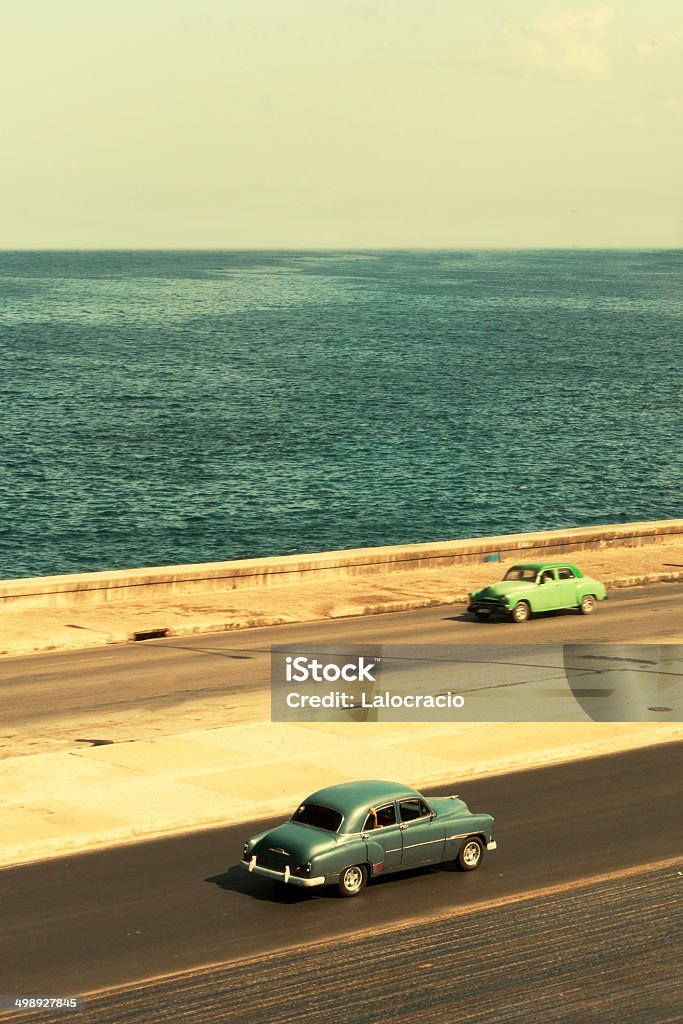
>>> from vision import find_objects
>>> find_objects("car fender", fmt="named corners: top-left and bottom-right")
top-left (577, 579), bottom-right (604, 601)
top-left (512, 594), bottom-right (536, 613)
top-left (362, 836), bottom-right (391, 873)
top-left (584, 577), bottom-right (607, 599)
top-left (314, 839), bottom-right (368, 880)
top-left (317, 837), bottom-right (383, 881)
top-left (442, 813), bottom-right (493, 858)
top-left (503, 585), bottom-right (537, 610)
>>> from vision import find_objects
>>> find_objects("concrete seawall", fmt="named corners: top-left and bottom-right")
top-left (2, 519), bottom-right (682, 611)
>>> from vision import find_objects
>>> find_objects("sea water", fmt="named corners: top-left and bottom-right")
top-left (0, 249), bottom-right (680, 578)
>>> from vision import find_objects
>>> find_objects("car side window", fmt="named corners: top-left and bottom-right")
top-left (363, 802), bottom-right (397, 830)
top-left (399, 798), bottom-right (430, 822)
top-left (557, 568), bottom-right (576, 580)
top-left (538, 570), bottom-right (556, 584)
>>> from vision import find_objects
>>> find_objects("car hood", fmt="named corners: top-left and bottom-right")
top-left (429, 796), bottom-right (471, 818)
top-left (472, 581), bottom-right (534, 599)
top-left (250, 821), bottom-right (339, 861)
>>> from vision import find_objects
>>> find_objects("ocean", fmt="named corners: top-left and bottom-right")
top-left (0, 249), bottom-right (680, 579)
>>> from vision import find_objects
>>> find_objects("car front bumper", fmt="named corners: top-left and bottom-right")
top-left (241, 858), bottom-right (326, 887)
top-left (468, 601), bottom-right (509, 615)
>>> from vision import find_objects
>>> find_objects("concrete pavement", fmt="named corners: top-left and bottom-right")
top-left (1, 718), bottom-right (680, 869)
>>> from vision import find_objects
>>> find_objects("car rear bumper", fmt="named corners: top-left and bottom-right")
top-left (241, 858), bottom-right (326, 887)
top-left (487, 840), bottom-right (497, 851)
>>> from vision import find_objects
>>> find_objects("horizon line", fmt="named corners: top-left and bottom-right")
top-left (1, 245), bottom-right (681, 254)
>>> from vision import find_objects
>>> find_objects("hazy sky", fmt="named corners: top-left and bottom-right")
top-left (1, 0), bottom-right (681, 248)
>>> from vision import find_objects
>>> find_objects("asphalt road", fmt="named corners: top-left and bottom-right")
top-left (5, 865), bottom-right (679, 1024)
top-left (1, 583), bottom-right (681, 756)
top-left (0, 742), bottom-right (681, 1015)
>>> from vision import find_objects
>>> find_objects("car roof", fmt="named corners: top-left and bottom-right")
top-left (509, 561), bottom-right (581, 573)
top-left (303, 780), bottom-right (420, 829)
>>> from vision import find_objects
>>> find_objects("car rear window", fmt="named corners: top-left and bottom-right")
top-left (291, 803), bottom-right (343, 832)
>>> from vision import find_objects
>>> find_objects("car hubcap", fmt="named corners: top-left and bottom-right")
top-left (343, 867), bottom-right (363, 892)
top-left (463, 842), bottom-right (481, 866)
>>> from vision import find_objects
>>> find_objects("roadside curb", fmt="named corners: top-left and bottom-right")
top-left (604, 572), bottom-right (683, 588)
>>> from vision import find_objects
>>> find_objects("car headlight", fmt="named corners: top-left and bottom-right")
top-left (243, 842), bottom-right (250, 858)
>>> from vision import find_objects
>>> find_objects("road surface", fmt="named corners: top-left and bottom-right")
top-left (0, 743), bottom-right (681, 1022)
top-left (1, 583), bottom-right (681, 757)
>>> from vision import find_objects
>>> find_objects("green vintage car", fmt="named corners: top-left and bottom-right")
top-left (241, 779), bottom-right (496, 897)
top-left (468, 561), bottom-right (607, 623)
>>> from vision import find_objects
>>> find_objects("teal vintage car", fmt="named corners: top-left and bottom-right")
top-left (468, 561), bottom-right (607, 623)
top-left (241, 780), bottom-right (496, 897)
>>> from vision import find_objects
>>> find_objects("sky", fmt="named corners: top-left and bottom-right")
top-left (1, 0), bottom-right (681, 248)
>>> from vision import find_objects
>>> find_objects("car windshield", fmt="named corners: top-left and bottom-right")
top-left (291, 803), bottom-right (343, 832)
top-left (504, 567), bottom-right (537, 582)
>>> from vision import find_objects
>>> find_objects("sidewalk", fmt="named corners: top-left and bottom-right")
top-left (1, 719), bottom-right (680, 869)
top-left (2, 541), bottom-right (683, 658)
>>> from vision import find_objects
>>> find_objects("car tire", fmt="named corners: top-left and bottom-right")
top-left (338, 864), bottom-right (367, 897)
top-left (579, 594), bottom-right (596, 615)
top-left (510, 601), bottom-right (530, 623)
top-left (456, 838), bottom-right (484, 871)
top-left (474, 611), bottom-right (491, 621)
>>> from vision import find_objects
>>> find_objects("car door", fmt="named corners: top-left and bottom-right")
top-left (555, 566), bottom-right (580, 607)
top-left (535, 568), bottom-right (562, 610)
top-left (398, 798), bottom-right (446, 868)
top-left (361, 801), bottom-right (403, 870)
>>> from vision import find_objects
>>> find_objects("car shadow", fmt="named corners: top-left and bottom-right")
top-left (443, 612), bottom-right (514, 624)
top-left (444, 609), bottom-right (581, 624)
top-left (207, 862), bottom-right (460, 903)
top-left (206, 866), bottom-right (332, 902)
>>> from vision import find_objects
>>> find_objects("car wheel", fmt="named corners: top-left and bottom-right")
top-left (474, 611), bottom-right (491, 621)
top-left (510, 601), bottom-right (530, 623)
top-left (579, 594), bottom-right (596, 615)
top-left (338, 864), bottom-right (367, 897)
top-left (456, 838), bottom-right (484, 871)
